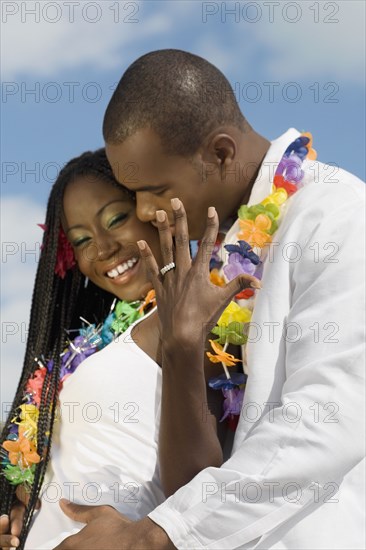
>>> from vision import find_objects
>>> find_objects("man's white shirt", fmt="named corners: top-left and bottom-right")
top-left (149, 129), bottom-right (365, 549)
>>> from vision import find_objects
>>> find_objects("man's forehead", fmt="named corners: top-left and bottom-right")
top-left (105, 131), bottom-right (167, 184)
top-left (106, 128), bottom-right (163, 162)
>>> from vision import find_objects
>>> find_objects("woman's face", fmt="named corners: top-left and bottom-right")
top-left (63, 175), bottom-right (163, 302)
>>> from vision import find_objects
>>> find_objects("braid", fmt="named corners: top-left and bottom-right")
top-left (0, 148), bottom-right (126, 547)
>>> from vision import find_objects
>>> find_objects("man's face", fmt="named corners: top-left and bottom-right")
top-left (106, 128), bottom-right (225, 240)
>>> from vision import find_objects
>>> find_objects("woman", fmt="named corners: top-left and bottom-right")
top-left (1, 149), bottom-right (254, 549)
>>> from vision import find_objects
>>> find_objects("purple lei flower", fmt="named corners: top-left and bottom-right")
top-left (224, 241), bottom-right (260, 265)
top-left (254, 260), bottom-right (264, 281)
top-left (221, 388), bottom-right (245, 421)
top-left (209, 241), bottom-right (223, 270)
top-left (223, 253), bottom-right (256, 281)
top-left (8, 425), bottom-right (19, 436)
top-left (276, 154), bottom-right (303, 183)
top-left (208, 372), bottom-right (246, 390)
top-left (46, 359), bottom-right (54, 373)
top-left (60, 335), bottom-right (98, 379)
top-left (211, 241), bottom-right (222, 264)
top-left (223, 241), bottom-right (263, 282)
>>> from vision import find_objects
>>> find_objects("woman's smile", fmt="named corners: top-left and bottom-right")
top-left (104, 255), bottom-right (141, 286)
top-left (62, 174), bottom-right (163, 301)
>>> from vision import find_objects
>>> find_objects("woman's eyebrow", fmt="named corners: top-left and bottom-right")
top-left (95, 198), bottom-right (130, 217)
top-left (66, 199), bottom-right (130, 234)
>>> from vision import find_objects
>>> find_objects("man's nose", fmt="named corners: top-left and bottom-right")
top-left (135, 192), bottom-right (159, 223)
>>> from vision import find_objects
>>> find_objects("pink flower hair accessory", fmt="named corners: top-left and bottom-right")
top-left (38, 224), bottom-right (76, 279)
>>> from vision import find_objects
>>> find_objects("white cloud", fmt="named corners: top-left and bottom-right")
top-left (1, 196), bottom-right (45, 412)
top-left (2, 1), bottom-right (364, 83)
top-left (197, 1), bottom-right (365, 84)
top-left (240, 0), bottom-right (365, 83)
top-left (1, 1), bottom-right (171, 78)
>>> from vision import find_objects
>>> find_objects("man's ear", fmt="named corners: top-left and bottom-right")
top-left (202, 132), bottom-right (237, 168)
top-left (199, 133), bottom-right (237, 184)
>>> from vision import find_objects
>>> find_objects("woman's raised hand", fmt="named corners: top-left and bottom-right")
top-left (137, 198), bottom-right (260, 349)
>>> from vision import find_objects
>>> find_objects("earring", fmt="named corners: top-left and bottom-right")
top-left (84, 276), bottom-right (89, 288)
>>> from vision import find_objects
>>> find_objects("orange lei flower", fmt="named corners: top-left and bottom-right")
top-left (238, 214), bottom-right (273, 248)
top-left (138, 289), bottom-right (156, 313)
top-left (2, 429), bottom-right (41, 468)
top-left (206, 339), bottom-right (242, 367)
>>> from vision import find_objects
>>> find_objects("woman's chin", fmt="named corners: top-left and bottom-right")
top-left (100, 257), bottom-right (147, 301)
top-left (111, 279), bottom-right (152, 303)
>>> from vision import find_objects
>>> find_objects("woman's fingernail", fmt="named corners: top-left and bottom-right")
top-left (208, 206), bottom-right (216, 218)
top-left (137, 240), bottom-right (146, 250)
top-left (156, 210), bottom-right (166, 222)
top-left (250, 281), bottom-right (262, 289)
top-left (171, 198), bottom-right (181, 210)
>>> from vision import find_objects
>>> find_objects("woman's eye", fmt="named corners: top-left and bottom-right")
top-left (73, 236), bottom-right (90, 248)
top-left (107, 213), bottom-right (128, 228)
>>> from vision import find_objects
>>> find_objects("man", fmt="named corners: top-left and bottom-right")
top-left (55, 50), bottom-right (365, 549)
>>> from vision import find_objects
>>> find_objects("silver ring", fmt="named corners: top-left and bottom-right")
top-left (160, 262), bottom-right (175, 276)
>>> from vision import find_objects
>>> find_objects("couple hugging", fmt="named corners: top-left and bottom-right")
top-left (1, 50), bottom-right (364, 550)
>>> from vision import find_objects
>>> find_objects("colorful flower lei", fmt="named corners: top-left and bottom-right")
top-left (207, 133), bottom-right (316, 429)
top-left (1, 291), bottom-right (156, 488)
top-left (1, 133), bottom-right (316, 480)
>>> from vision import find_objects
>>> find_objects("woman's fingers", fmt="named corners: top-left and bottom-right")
top-left (195, 207), bottom-right (219, 271)
top-left (224, 274), bottom-right (261, 302)
top-left (170, 198), bottom-right (191, 272)
top-left (9, 501), bottom-right (25, 538)
top-left (0, 514), bottom-right (9, 534)
top-left (0, 514), bottom-right (19, 549)
top-left (155, 210), bottom-right (175, 275)
top-left (137, 240), bottom-right (163, 295)
top-left (0, 534), bottom-right (20, 549)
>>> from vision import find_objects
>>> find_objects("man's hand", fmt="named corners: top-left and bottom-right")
top-left (53, 499), bottom-right (175, 550)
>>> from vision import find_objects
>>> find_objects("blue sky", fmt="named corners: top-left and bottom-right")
top-left (1, 0), bottom-right (365, 406)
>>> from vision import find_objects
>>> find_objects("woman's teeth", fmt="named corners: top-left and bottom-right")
top-left (107, 257), bottom-right (138, 279)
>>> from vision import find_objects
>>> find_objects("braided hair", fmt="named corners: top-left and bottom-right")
top-left (0, 148), bottom-right (134, 547)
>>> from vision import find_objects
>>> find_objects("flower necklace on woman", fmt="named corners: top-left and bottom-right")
top-left (1, 278), bottom-right (156, 489)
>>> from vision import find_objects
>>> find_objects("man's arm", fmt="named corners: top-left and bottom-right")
top-left (55, 184), bottom-right (364, 549)
top-left (159, 343), bottom-right (225, 497)
top-left (144, 200), bottom-right (253, 498)
top-left (148, 186), bottom-right (365, 548)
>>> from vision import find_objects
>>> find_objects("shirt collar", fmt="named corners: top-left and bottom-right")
top-left (223, 128), bottom-right (300, 247)
top-left (247, 127), bottom-right (300, 206)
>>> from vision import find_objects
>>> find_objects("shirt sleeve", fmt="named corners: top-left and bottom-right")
top-left (148, 182), bottom-right (365, 549)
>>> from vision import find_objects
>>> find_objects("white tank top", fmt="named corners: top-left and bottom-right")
top-left (25, 307), bottom-right (164, 549)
